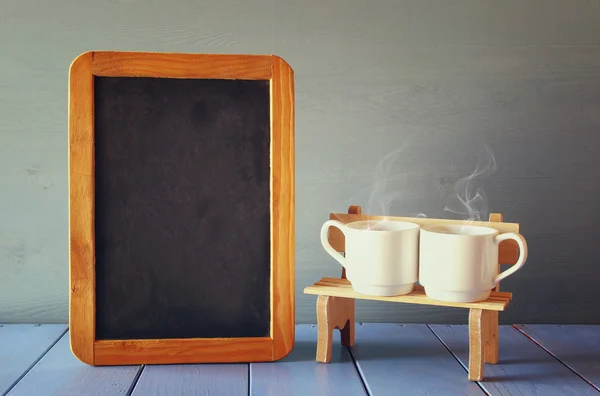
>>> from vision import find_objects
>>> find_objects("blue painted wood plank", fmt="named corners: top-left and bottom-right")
top-left (6, 332), bottom-right (141, 396)
top-left (131, 364), bottom-right (248, 395)
top-left (430, 324), bottom-right (598, 395)
top-left (0, 324), bottom-right (66, 396)
top-left (352, 323), bottom-right (484, 395)
top-left (250, 324), bottom-right (366, 396)
top-left (515, 324), bottom-right (600, 390)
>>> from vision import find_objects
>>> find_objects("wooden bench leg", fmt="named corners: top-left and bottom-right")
top-left (316, 295), bottom-right (355, 363)
top-left (468, 308), bottom-right (485, 381)
top-left (484, 311), bottom-right (499, 364)
top-left (340, 311), bottom-right (355, 348)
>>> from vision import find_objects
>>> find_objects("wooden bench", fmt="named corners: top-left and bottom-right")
top-left (303, 205), bottom-right (522, 381)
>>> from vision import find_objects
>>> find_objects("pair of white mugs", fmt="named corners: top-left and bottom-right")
top-left (321, 219), bottom-right (528, 302)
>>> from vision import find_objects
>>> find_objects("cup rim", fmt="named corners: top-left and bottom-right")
top-left (346, 219), bottom-right (420, 232)
top-left (421, 224), bottom-right (498, 236)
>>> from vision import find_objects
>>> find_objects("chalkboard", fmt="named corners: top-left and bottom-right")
top-left (68, 51), bottom-right (294, 365)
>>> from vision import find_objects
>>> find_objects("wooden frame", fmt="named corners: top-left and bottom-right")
top-left (304, 205), bottom-right (522, 381)
top-left (68, 51), bottom-right (294, 365)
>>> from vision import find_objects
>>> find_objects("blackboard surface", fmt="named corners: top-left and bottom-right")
top-left (69, 51), bottom-right (293, 365)
top-left (93, 76), bottom-right (271, 340)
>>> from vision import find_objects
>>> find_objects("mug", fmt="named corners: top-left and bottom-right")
top-left (419, 224), bottom-right (528, 302)
top-left (320, 220), bottom-right (420, 296)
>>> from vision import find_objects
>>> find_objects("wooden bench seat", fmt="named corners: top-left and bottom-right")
top-left (304, 205), bottom-right (523, 382)
top-left (304, 277), bottom-right (513, 311)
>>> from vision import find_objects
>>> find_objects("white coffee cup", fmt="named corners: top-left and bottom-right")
top-left (320, 220), bottom-right (420, 296)
top-left (419, 224), bottom-right (528, 302)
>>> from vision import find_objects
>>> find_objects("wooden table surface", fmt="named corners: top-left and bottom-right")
top-left (1, 323), bottom-right (598, 395)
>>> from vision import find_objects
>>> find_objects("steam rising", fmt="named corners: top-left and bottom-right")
top-left (350, 143), bottom-right (497, 226)
top-left (443, 144), bottom-right (497, 222)
top-left (365, 147), bottom-right (406, 217)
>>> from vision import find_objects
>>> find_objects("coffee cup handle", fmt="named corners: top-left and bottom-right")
top-left (320, 220), bottom-right (348, 269)
top-left (492, 232), bottom-right (528, 285)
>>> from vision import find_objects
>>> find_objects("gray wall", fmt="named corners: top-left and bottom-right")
top-left (1, 0), bottom-right (599, 324)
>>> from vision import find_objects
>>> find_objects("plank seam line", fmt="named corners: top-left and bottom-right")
top-left (247, 363), bottom-right (251, 396)
top-left (425, 325), bottom-right (490, 396)
top-left (1, 326), bottom-right (68, 396)
top-left (346, 341), bottom-right (373, 395)
top-left (512, 325), bottom-right (600, 392)
top-left (125, 364), bottom-right (145, 396)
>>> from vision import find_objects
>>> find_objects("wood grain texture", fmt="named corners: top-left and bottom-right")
top-left (328, 212), bottom-right (521, 265)
top-left (92, 51), bottom-right (273, 79)
top-left (316, 295), bottom-right (355, 362)
top-left (3, 0), bottom-right (600, 326)
top-left (68, 51), bottom-right (95, 365)
top-left (340, 205), bottom-right (362, 280)
top-left (6, 332), bottom-right (140, 396)
top-left (515, 324), bottom-right (600, 390)
top-left (484, 310), bottom-right (499, 364)
top-left (488, 212), bottom-right (505, 292)
top-left (131, 364), bottom-right (248, 396)
top-left (276, 0), bottom-right (600, 326)
top-left (94, 337), bottom-right (273, 365)
top-left (351, 323), bottom-right (484, 395)
top-left (305, 278), bottom-right (512, 311)
top-left (250, 324), bottom-right (366, 396)
top-left (468, 309), bottom-right (484, 381)
top-left (0, 325), bottom-right (67, 395)
top-left (270, 55), bottom-right (295, 360)
top-left (430, 325), bottom-right (599, 395)
top-left (485, 214), bottom-right (501, 364)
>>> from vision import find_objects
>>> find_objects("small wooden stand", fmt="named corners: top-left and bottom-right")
top-left (304, 205), bottom-right (522, 381)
